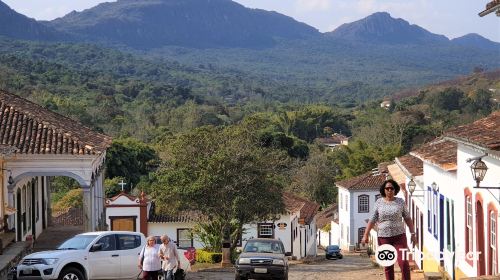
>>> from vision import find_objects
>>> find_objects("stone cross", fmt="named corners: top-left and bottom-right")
top-left (119, 180), bottom-right (127, 192)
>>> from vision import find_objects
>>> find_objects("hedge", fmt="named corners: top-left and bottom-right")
top-left (196, 249), bottom-right (222, 263)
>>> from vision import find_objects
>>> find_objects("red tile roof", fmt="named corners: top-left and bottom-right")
top-left (283, 192), bottom-right (320, 225)
top-left (316, 203), bottom-right (338, 229)
top-left (0, 90), bottom-right (112, 155)
top-left (445, 111), bottom-right (500, 152)
top-left (316, 133), bottom-right (349, 145)
top-left (148, 202), bottom-right (206, 223)
top-left (410, 138), bottom-right (457, 171)
top-left (336, 171), bottom-right (387, 191)
top-left (395, 154), bottom-right (423, 177)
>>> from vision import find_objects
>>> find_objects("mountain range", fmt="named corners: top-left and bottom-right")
top-left (1, 0), bottom-right (498, 50)
top-left (0, 0), bottom-right (498, 103)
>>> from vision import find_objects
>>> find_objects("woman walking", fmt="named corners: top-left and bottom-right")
top-left (139, 236), bottom-right (161, 280)
top-left (361, 179), bottom-right (417, 280)
top-left (159, 235), bottom-right (180, 280)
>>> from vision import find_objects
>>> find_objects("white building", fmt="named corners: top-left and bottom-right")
top-left (444, 112), bottom-right (500, 278)
top-left (383, 111), bottom-right (500, 279)
top-left (106, 191), bottom-right (319, 260)
top-left (336, 170), bottom-right (387, 251)
top-left (316, 204), bottom-right (338, 248)
top-left (0, 90), bottom-right (111, 244)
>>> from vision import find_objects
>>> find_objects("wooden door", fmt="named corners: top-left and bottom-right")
top-left (111, 217), bottom-right (135, 232)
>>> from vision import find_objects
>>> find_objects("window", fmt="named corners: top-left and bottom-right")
top-left (358, 227), bottom-right (366, 244)
top-left (358, 195), bottom-right (369, 213)
top-left (258, 223), bottom-right (274, 238)
top-left (491, 211), bottom-right (497, 275)
top-left (433, 192), bottom-right (437, 238)
top-left (117, 234), bottom-right (141, 250)
top-left (427, 188), bottom-right (431, 233)
top-left (466, 195), bottom-right (473, 253)
top-left (177, 228), bottom-right (193, 248)
top-left (96, 235), bottom-right (116, 251)
top-left (446, 200), bottom-right (451, 249)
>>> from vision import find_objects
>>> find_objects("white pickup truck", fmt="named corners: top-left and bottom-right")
top-left (16, 231), bottom-right (146, 280)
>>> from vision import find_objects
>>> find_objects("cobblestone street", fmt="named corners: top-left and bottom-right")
top-left (186, 253), bottom-right (388, 280)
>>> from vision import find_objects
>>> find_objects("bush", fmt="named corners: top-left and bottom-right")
top-left (195, 249), bottom-right (222, 263)
top-left (53, 189), bottom-right (83, 211)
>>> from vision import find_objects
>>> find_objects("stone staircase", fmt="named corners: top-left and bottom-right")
top-left (32, 225), bottom-right (84, 252)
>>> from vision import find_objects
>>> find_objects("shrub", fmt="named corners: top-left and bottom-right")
top-left (195, 249), bottom-right (222, 263)
top-left (53, 189), bottom-right (83, 211)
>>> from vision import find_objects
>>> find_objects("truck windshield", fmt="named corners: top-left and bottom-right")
top-left (244, 241), bottom-right (284, 254)
top-left (58, 235), bottom-right (98, 250)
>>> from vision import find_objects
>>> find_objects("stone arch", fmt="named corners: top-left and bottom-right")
top-left (8, 171), bottom-right (89, 193)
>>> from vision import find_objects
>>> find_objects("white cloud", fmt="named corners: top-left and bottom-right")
top-left (295, 0), bottom-right (331, 12)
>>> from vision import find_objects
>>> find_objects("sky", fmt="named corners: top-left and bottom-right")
top-left (3, 0), bottom-right (500, 42)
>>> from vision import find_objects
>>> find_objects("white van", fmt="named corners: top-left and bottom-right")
top-left (17, 231), bottom-right (146, 280)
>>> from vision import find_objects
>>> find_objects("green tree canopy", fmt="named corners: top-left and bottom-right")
top-left (149, 125), bottom-right (288, 249)
top-left (105, 138), bottom-right (159, 188)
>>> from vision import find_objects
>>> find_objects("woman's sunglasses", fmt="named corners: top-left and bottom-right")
top-left (385, 187), bottom-right (395, 191)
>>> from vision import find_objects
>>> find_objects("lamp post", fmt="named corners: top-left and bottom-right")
top-left (431, 182), bottom-right (439, 192)
top-left (407, 178), bottom-right (423, 197)
top-left (470, 159), bottom-right (488, 188)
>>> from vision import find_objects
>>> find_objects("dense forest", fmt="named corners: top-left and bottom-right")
top-left (2, 36), bottom-right (498, 208)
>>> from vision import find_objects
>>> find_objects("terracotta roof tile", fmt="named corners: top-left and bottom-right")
top-left (336, 172), bottom-right (387, 191)
top-left (0, 90), bottom-right (112, 155)
top-left (445, 111), bottom-right (500, 151)
top-left (316, 204), bottom-right (338, 229)
top-left (410, 139), bottom-right (457, 171)
top-left (395, 154), bottom-right (423, 177)
top-left (283, 192), bottom-right (320, 224)
top-left (315, 133), bottom-right (349, 145)
top-left (148, 202), bottom-right (206, 223)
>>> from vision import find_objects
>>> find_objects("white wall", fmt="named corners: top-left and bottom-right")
top-left (338, 188), bottom-right (350, 250)
top-left (331, 221), bottom-right (340, 246)
top-left (455, 145), bottom-right (500, 277)
top-left (351, 190), bottom-right (379, 250)
top-left (106, 206), bottom-right (141, 232)
top-left (317, 229), bottom-right (331, 248)
top-left (148, 222), bottom-right (203, 249)
top-left (242, 213), bottom-right (294, 254)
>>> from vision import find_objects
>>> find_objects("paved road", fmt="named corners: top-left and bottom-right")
top-left (186, 254), bottom-right (386, 280)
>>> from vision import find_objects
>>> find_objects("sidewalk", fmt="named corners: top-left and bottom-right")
top-left (0, 241), bottom-right (31, 279)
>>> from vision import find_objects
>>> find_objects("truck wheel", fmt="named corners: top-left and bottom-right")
top-left (58, 267), bottom-right (85, 280)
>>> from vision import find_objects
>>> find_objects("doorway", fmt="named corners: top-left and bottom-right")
top-left (476, 201), bottom-right (485, 275)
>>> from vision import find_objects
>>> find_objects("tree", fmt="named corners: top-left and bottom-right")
top-left (105, 138), bottom-right (159, 188)
top-left (289, 148), bottom-right (338, 206)
top-left (150, 125), bottom-right (288, 251)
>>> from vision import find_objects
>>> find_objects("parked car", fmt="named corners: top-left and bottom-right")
top-left (16, 231), bottom-right (145, 280)
top-left (325, 245), bottom-right (343, 259)
top-left (235, 238), bottom-right (291, 280)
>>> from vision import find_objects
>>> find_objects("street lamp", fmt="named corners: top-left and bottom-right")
top-left (1, 169), bottom-right (14, 185)
top-left (407, 178), bottom-right (423, 197)
top-left (431, 182), bottom-right (439, 192)
top-left (470, 159), bottom-right (488, 188)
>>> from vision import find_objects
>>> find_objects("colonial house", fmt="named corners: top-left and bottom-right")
top-left (316, 203), bottom-right (338, 248)
top-left (106, 191), bottom-right (320, 259)
top-left (410, 138), bottom-right (458, 276)
top-left (336, 168), bottom-right (387, 251)
top-left (376, 111), bottom-right (500, 279)
top-left (0, 90), bottom-right (111, 244)
top-left (315, 133), bottom-right (350, 149)
top-left (444, 112), bottom-right (499, 278)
